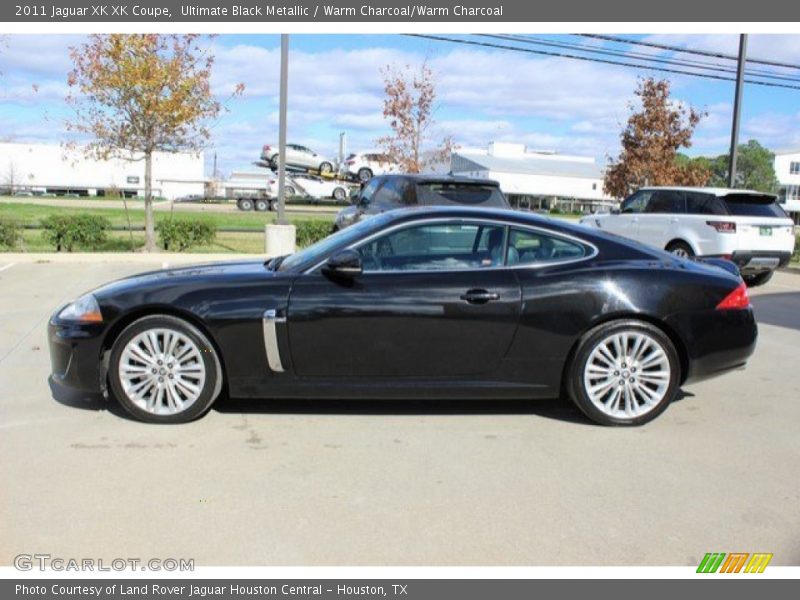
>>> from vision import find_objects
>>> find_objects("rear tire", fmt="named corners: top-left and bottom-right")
top-left (666, 241), bottom-right (694, 258)
top-left (285, 186), bottom-right (296, 198)
top-left (357, 168), bottom-right (373, 182)
top-left (319, 161), bottom-right (333, 174)
top-left (108, 315), bottom-right (223, 424)
top-left (567, 320), bottom-right (681, 426)
top-left (254, 198), bottom-right (269, 212)
top-left (333, 187), bottom-right (346, 202)
top-left (744, 271), bottom-right (774, 287)
top-left (237, 198), bottom-right (254, 211)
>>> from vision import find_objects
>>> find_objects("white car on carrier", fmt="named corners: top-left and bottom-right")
top-left (580, 186), bottom-right (796, 286)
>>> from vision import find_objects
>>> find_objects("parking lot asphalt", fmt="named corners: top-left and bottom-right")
top-left (1, 259), bottom-right (799, 566)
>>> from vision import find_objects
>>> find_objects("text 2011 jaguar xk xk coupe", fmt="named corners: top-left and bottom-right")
top-left (48, 206), bottom-right (757, 426)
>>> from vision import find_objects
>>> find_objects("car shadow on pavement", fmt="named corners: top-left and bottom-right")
top-left (751, 291), bottom-right (800, 331)
top-left (50, 378), bottom-right (694, 426)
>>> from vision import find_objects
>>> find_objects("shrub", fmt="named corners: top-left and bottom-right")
top-left (41, 214), bottom-right (110, 252)
top-left (0, 217), bottom-right (23, 249)
top-left (158, 219), bottom-right (216, 251)
top-left (549, 206), bottom-right (564, 215)
top-left (294, 219), bottom-right (333, 248)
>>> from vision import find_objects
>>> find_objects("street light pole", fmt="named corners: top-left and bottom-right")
top-left (728, 34), bottom-right (748, 188)
top-left (276, 33), bottom-right (289, 225)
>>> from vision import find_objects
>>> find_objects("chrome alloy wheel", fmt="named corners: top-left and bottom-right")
top-left (583, 331), bottom-right (671, 419)
top-left (118, 328), bottom-right (207, 416)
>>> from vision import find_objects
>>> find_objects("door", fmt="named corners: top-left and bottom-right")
top-left (638, 189), bottom-right (685, 248)
top-left (286, 221), bottom-right (522, 379)
top-left (604, 190), bottom-right (652, 239)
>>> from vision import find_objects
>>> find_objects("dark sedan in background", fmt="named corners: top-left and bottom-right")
top-left (49, 206), bottom-right (756, 426)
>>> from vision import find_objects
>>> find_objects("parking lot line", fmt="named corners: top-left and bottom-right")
top-left (0, 263), bottom-right (16, 273)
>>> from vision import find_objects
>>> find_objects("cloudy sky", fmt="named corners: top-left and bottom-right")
top-left (1, 33), bottom-right (799, 175)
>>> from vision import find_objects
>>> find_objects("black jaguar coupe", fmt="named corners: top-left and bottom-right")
top-left (48, 206), bottom-right (757, 426)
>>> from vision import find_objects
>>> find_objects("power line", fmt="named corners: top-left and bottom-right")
top-left (482, 34), bottom-right (800, 84)
top-left (578, 33), bottom-right (800, 71)
top-left (407, 34), bottom-right (800, 91)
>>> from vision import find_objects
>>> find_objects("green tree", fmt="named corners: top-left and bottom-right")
top-left (705, 140), bottom-right (779, 193)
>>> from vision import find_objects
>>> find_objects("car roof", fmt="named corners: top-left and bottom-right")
top-left (378, 205), bottom-right (556, 227)
top-left (376, 173), bottom-right (501, 187)
top-left (637, 186), bottom-right (777, 197)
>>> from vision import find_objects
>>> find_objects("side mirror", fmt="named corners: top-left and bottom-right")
top-left (322, 249), bottom-right (362, 279)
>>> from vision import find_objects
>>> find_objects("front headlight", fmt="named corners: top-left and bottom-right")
top-left (58, 294), bottom-right (103, 323)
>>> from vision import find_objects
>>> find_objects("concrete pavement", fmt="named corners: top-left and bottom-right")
top-left (1, 261), bottom-right (798, 566)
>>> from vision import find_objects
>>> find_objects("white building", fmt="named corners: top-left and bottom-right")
top-left (775, 149), bottom-right (800, 221)
top-left (0, 142), bottom-right (205, 200)
top-left (450, 142), bottom-right (613, 212)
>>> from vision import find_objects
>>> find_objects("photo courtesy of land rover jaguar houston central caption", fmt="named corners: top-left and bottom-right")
top-left (48, 206), bottom-right (757, 426)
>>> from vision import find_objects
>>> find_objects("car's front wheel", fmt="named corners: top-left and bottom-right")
top-left (357, 167), bottom-right (373, 182)
top-left (743, 271), bottom-right (774, 287)
top-left (319, 161), bottom-right (333, 174)
top-left (567, 320), bottom-right (680, 426)
top-left (108, 315), bottom-right (223, 424)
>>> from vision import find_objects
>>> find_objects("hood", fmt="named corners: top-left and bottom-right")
top-left (91, 259), bottom-right (273, 298)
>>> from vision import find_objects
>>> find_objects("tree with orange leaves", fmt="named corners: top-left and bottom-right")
top-left (604, 78), bottom-right (710, 200)
top-left (377, 61), bottom-right (455, 174)
top-left (66, 34), bottom-right (242, 251)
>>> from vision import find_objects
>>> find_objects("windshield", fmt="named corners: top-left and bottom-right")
top-left (278, 215), bottom-right (392, 272)
top-left (416, 183), bottom-right (508, 207)
top-left (723, 193), bottom-right (787, 218)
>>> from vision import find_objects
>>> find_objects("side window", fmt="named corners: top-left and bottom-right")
top-left (646, 191), bottom-right (685, 214)
top-left (356, 222), bottom-right (506, 272)
top-left (508, 228), bottom-right (588, 266)
top-left (686, 192), bottom-right (726, 215)
top-left (621, 191), bottom-right (652, 214)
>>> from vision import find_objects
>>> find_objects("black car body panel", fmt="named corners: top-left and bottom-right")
top-left (48, 207), bottom-right (757, 404)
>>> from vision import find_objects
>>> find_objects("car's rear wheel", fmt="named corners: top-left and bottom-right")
top-left (108, 315), bottom-right (223, 424)
top-left (285, 186), bottom-right (296, 197)
top-left (666, 241), bottom-right (694, 258)
top-left (567, 320), bottom-right (680, 426)
top-left (333, 187), bottom-right (346, 202)
top-left (743, 270), bottom-right (774, 287)
top-left (357, 168), bottom-right (373, 182)
top-left (319, 161), bottom-right (333, 174)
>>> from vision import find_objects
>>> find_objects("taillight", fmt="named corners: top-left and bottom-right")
top-left (263, 144), bottom-right (271, 151)
top-left (716, 282), bottom-right (750, 310)
top-left (706, 220), bottom-right (737, 233)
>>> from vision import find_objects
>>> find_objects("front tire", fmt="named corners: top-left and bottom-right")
top-left (357, 167), bottom-right (373, 182)
top-left (567, 320), bottom-right (680, 426)
top-left (319, 161), bottom-right (333, 174)
top-left (333, 187), bottom-right (346, 202)
top-left (108, 315), bottom-right (223, 424)
top-left (744, 271), bottom-right (774, 287)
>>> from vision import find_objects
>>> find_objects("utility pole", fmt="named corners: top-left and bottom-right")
top-left (276, 34), bottom-right (289, 225)
top-left (339, 132), bottom-right (347, 166)
top-left (728, 34), bottom-right (748, 188)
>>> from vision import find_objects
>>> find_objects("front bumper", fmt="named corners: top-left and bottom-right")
top-left (666, 308), bottom-right (758, 385)
top-left (48, 318), bottom-right (107, 395)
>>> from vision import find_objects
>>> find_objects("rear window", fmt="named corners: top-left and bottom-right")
top-left (416, 183), bottom-right (508, 207)
top-left (723, 193), bottom-right (787, 218)
top-left (686, 192), bottom-right (727, 215)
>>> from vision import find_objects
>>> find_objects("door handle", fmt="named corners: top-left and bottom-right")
top-left (460, 289), bottom-right (500, 304)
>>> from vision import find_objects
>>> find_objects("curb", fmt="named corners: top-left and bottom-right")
top-left (0, 252), bottom-right (270, 265)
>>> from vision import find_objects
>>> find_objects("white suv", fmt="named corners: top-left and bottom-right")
top-left (580, 186), bottom-right (796, 286)
top-left (340, 152), bottom-right (398, 182)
